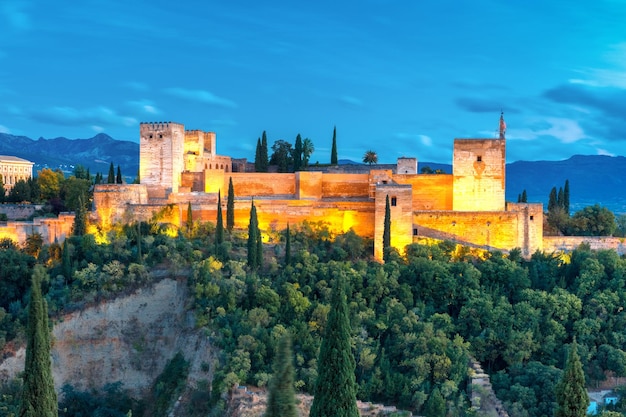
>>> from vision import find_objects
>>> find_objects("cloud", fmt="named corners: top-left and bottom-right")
top-left (1, 1), bottom-right (31, 30)
top-left (0, 124), bottom-right (10, 133)
top-left (164, 87), bottom-right (237, 108)
top-left (127, 99), bottom-right (161, 115)
top-left (91, 125), bottom-right (105, 133)
top-left (509, 117), bottom-right (586, 144)
top-left (455, 97), bottom-right (513, 113)
top-left (338, 95), bottom-right (363, 107)
top-left (29, 106), bottom-right (137, 127)
top-left (394, 132), bottom-right (433, 147)
top-left (543, 84), bottom-right (626, 119)
top-left (125, 81), bottom-right (149, 92)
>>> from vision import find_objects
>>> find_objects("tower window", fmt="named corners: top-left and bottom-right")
top-left (159, 134), bottom-right (163, 138)
top-left (149, 134), bottom-right (153, 139)
top-left (391, 197), bottom-right (397, 206)
top-left (413, 228), bottom-right (418, 236)
top-left (477, 156), bottom-right (482, 162)
top-left (530, 215), bottom-right (534, 221)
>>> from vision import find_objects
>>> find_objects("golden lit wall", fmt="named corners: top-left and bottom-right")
top-left (453, 139), bottom-right (505, 211)
top-left (93, 184), bottom-right (149, 229)
top-left (226, 173), bottom-right (297, 197)
top-left (393, 174), bottom-right (453, 210)
top-left (321, 174), bottom-right (370, 198)
top-left (374, 184), bottom-right (414, 261)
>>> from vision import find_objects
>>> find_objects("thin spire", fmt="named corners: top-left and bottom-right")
top-left (499, 111), bottom-right (506, 139)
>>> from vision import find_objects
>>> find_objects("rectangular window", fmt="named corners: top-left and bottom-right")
top-left (530, 215), bottom-right (534, 221)
top-left (391, 197), bottom-right (397, 206)
top-left (413, 228), bottom-right (418, 236)
top-left (477, 156), bottom-right (482, 162)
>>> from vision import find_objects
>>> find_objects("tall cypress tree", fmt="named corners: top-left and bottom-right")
top-left (215, 192), bottom-right (224, 257)
top-left (61, 239), bottom-right (72, 282)
top-left (521, 189), bottom-right (527, 203)
top-left (247, 201), bottom-right (259, 269)
top-left (383, 195), bottom-right (391, 262)
top-left (284, 223), bottom-right (291, 266)
top-left (107, 163), bottom-right (115, 184)
top-left (330, 126), bottom-right (338, 165)
top-left (293, 134), bottom-right (303, 172)
top-left (548, 187), bottom-right (558, 213)
top-left (186, 202), bottom-right (193, 234)
top-left (227, 177), bottom-right (235, 232)
top-left (310, 277), bottom-right (359, 417)
top-left (555, 339), bottom-right (589, 417)
top-left (261, 131), bottom-right (269, 172)
top-left (73, 193), bottom-right (87, 236)
top-left (20, 265), bottom-right (58, 417)
top-left (564, 179), bottom-right (570, 215)
top-left (557, 187), bottom-right (564, 209)
top-left (264, 333), bottom-right (297, 417)
top-left (116, 165), bottom-right (123, 184)
top-left (255, 138), bottom-right (262, 172)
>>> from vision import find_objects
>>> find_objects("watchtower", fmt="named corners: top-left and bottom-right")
top-left (140, 122), bottom-right (185, 193)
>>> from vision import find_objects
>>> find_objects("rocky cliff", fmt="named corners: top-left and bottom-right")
top-left (0, 277), bottom-right (216, 397)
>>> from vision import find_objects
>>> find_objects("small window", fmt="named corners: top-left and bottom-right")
top-left (530, 215), bottom-right (534, 221)
top-left (413, 228), bottom-right (418, 236)
top-left (391, 197), bottom-right (397, 206)
top-left (159, 134), bottom-right (163, 138)
top-left (149, 134), bottom-right (153, 139)
top-left (477, 156), bottom-right (482, 162)
top-left (382, 180), bottom-right (388, 184)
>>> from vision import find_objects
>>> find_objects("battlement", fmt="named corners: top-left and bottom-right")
top-left (140, 121), bottom-right (184, 131)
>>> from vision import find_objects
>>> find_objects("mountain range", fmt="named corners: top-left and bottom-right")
top-left (1, 133), bottom-right (624, 214)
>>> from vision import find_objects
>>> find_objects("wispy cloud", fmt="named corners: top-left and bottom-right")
top-left (29, 106), bottom-right (137, 127)
top-left (164, 87), bottom-right (237, 108)
top-left (510, 117), bottom-right (586, 144)
top-left (338, 95), bottom-right (363, 107)
top-left (1, 1), bottom-right (31, 30)
top-left (395, 132), bottom-right (433, 147)
top-left (127, 99), bottom-right (161, 115)
top-left (125, 81), bottom-right (149, 92)
top-left (0, 124), bottom-right (10, 133)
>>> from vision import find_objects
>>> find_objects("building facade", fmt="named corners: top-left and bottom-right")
top-left (0, 155), bottom-right (35, 191)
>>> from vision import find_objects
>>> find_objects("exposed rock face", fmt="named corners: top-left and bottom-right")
top-left (0, 278), bottom-right (216, 397)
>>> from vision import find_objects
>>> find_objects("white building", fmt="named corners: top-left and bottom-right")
top-left (0, 155), bottom-right (34, 191)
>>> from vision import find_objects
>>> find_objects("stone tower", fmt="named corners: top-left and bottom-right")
top-left (140, 122), bottom-right (185, 193)
top-left (452, 114), bottom-right (506, 211)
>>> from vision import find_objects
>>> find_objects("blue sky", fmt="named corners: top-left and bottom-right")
top-left (2, 0), bottom-right (626, 164)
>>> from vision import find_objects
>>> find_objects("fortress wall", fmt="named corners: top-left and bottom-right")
top-left (181, 172), bottom-right (205, 192)
top-left (140, 122), bottom-right (185, 192)
top-left (93, 184), bottom-right (149, 229)
top-left (0, 204), bottom-right (43, 220)
top-left (227, 173), bottom-right (296, 197)
top-left (543, 236), bottom-right (626, 255)
top-left (413, 210), bottom-right (524, 252)
top-left (393, 174), bottom-right (453, 210)
top-left (183, 130), bottom-right (204, 160)
top-left (507, 203), bottom-right (544, 256)
top-left (0, 213), bottom-right (74, 246)
top-left (374, 185), bottom-right (414, 260)
top-left (297, 171), bottom-right (323, 199)
top-left (320, 174), bottom-right (370, 198)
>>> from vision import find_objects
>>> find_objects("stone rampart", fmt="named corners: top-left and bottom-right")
top-left (0, 203), bottom-right (43, 220)
top-left (543, 236), bottom-right (626, 255)
top-left (228, 173), bottom-right (296, 197)
top-left (0, 213), bottom-right (74, 245)
top-left (394, 174), bottom-right (453, 210)
top-left (321, 173), bottom-right (370, 198)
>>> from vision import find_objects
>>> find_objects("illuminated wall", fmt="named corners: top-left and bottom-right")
top-left (374, 184), bottom-right (414, 260)
top-left (393, 174), bottom-right (453, 210)
top-left (140, 122), bottom-right (185, 193)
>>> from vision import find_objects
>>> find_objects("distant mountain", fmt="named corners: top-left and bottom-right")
top-left (0, 133), bottom-right (139, 177)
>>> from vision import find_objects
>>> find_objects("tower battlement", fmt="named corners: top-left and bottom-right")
top-left (140, 122), bottom-right (184, 132)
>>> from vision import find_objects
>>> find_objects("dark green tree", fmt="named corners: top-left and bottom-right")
top-left (557, 187), bottom-right (564, 210)
top-left (7, 179), bottom-right (31, 202)
top-left (284, 223), bottom-right (291, 266)
top-left (72, 193), bottom-right (87, 236)
top-left (302, 138), bottom-right (314, 168)
top-left (255, 138), bottom-right (263, 172)
top-left (270, 140), bottom-right (293, 173)
top-left (116, 165), bottom-right (123, 184)
top-left (186, 202), bottom-right (193, 234)
top-left (548, 187), bottom-right (558, 213)
top-left (227, 177), bottom-right (235, 232)
top-left (107, 163), bottom-right (115, 184)
top-left (264, 333), bottom-right (297, 417)
top-left (247, 200), bottom-right (260, 269)
top-left (309, 277), bottom-right (359, 417)
top-left (215, 192), bottom-right (224, 256)
top-left (363, 150), bottom-right (378, 165)
top-left (261, 131), bottom-right (269, 172)
top-left (555, 339), bottom-right (589, 417)
top-left (331, 126), bottom-right (338, 165)
top-left (19, 265), bottom-right (58, 417)
top-left (564, 179), bottom-right (570, 215)
top-left (383, 195), bottom-right (391, 262)
top-left (61, 239), bottom-right (72, 282)
top-left (423, 386), bottom-right (446, 417)
top-left (518, 189), bottom-right (528, 203)
top-left (293, 134), bottom-right (303, 172)
top-left (0, 175), bottom-right (5, 203)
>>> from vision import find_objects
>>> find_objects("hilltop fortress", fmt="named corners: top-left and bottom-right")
top-left (92, 115), bottom-right (546, 260)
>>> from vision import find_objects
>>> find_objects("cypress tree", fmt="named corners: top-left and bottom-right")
top-left (423, 387), bottom-right (446, 417)
top-left (255, 138), bottom-right (262, 172)
top-left (261, 131), bottom-right (269, 172)
top-left (116, 165), bottom-right (123, 184)
top-left (256, 221), bottom-right (263, 269)
top-left (247, 200), bottom-right (259, 269)
top-left (136, 222), bottom-right (142, 264)
top-left (293, 134), bottom-right (303, 172)
top-left (227, 177), bottom-right (235, 232)
top-left (330, 126), bottom-right (338, 165)
top-left (564, 179), bottom-right (570, 215)
top-left (73, 194), bottom-right (87, 236)
top-left (264, 333), bottom-right (297, 417)
top-left (61, 239), bottom-right (72, 282)
top-left (548, 187), bottom-right (558, 213)
top-left (557, 187), bottom-right (564, 209)
top-left (20, 265), bottom-right (58, 417)
top-left (284, 223), bottom-right (291, 266)
top-left (310, 277), bottom-right (359, 417)
top-left (107, 163), bottom-right (115, 184)
top-left (216, 192), bottom-right (224, 256)
top-left (555, 339), bottom-right (589, 417)
top-left (521, 189), bottom-right (528, 203)
top-left (186, 202), bottom-right (193, 233)
top-left (383, 195), bottom-right (391, 262)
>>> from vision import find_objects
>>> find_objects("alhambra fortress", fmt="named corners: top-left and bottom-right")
top-left (1, 115), bottom-right (624, 258)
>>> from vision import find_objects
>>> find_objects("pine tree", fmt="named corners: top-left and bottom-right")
top-left (73, 194), bottom-right (87, 236)
top-left (227, 177), bottom-right (235, 232)
top-left (293, 134), bottom-right (303, 172)
top-left (423, 387), bottom-right (446, 417)
top-left (564, 179), bottom-right (570, 215)
top-left (310, 277), bottom-right (359, 417)
top-left (264, 333), bottom-right (297, 417)
top-left (247, 201), bottom-right (259, 269)
top-left (116, 165), bottom-right (123, 184)
top-left (107, 163), bottom-right (115, 184)
top-left (20, 265), bottom-right (58, 417)
top-left (215, 192), bottom-right (224, 257)
top-left (555, 339), bottom-right (589, 417)
top-left (383, 195), bottom-right (391, 262)
top-left (284, 223), bottom-right (291, 266)
top-left (261, 131), bottom-right (269, 172)
top-left (330, 126), bottom-right (338, 165)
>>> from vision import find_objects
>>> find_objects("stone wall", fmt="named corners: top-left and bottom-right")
top-left (140, 122), bottom-right (185, 193)
top-left (374, 184), bottom-right (414, 260)
top-left (321, 173), bottom-right (370, 199)
top-left (394, 174), bottom-right (453, 210)
top-left (0, 213), bottom-right (74, 245)
top-left (543, 236), bottom-right (626, 255)
top-left (228, 173), bottom-right (297, 197)
top-left (0, 203), bottom-right (42, 220)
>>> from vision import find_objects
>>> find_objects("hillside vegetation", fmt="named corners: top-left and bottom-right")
top-left (2, 216), bottom-right (626, 416)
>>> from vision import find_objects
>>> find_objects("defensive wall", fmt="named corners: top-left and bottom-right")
top-left (0, 213), bottom-right (74, 245)
top-left (0, 203), bottom-right (43, 220)
top-left (543, 236), bottom-right (626, 255)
